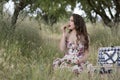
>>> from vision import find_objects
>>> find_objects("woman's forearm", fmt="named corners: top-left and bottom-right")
top-left (59, 24), bottom-right (69, 52)
top-left (59, 33), bottom-right (67, 52)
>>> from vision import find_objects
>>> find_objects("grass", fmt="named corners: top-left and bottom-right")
top-left (0, 15), bottom-right (120, 80)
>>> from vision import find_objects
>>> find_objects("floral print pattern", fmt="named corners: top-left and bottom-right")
top-left (53, 41), bottom-right (94, 73)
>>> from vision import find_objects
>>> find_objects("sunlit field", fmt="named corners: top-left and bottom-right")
top-left (0, 16), bottom-right (120, 80)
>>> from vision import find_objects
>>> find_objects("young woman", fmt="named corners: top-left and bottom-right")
top-left (53, 13), bottom-right (92, 74)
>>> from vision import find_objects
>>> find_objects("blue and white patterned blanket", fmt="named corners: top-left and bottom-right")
top-left (98, 46), bottom-right (120, 66)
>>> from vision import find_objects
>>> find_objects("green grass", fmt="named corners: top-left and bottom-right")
top-left (0, 16), bottom-right (120, 80)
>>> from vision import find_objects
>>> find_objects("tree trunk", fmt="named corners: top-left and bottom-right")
top-left (11, 6), bottom-right (21, 30)
top-left (11, 0), bottom-right (27, 30)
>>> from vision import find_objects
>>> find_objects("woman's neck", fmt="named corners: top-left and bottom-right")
top-left (68, 29), bottom-right (78, 44)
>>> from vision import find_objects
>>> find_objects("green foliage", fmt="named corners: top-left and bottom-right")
top-left (13, 0), bottom-right (119, 27)
top-left (1, 0), bottom-right (119, 29)
top-left (33, 0), bottom-right (74, 25)
top-left (79, 0), bottom-right (120, 29)
top-left (10, 0), bottom-right (76, 26)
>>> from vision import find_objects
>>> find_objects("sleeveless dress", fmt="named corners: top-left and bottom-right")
top-left (53, 41), bottom-right (94, 73)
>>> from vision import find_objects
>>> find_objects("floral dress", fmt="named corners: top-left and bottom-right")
top-left (53, 41), bottom-right (94, 73)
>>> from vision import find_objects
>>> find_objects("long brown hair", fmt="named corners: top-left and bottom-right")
top-left (72, 14), bottom-right (89, 50)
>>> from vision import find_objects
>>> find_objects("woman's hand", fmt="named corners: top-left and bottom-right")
top-left (61, 24), bottom-right (69, 33)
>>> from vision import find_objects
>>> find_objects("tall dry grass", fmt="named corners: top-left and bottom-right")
top-left (0, 16), bottom-right (120, 80)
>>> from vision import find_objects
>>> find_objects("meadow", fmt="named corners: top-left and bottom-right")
top-left (0, 15), bottom-right (120, 80)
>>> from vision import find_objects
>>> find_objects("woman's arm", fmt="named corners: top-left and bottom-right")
top-left (59, 33), bottom-right (67, 52)
top-left (59, 24), bottom-right (69, 52)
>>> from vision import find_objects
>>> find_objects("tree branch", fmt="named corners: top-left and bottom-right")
top-left (113, 0), bottom-right (120, 22)
top-left (11, 0), bottom-right (28, 29)
top-left (108, 7), bottom-right (114, 19)
top-left (87, 0), bottom-right (112, 27)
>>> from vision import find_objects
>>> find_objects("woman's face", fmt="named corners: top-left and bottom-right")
top-left (68, 16), bottom-right (75, 30)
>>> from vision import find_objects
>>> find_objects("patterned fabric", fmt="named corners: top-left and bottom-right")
top-left (97, 46), bottom-right (120, 74)
top-left (98, 46), bottom-right (120, 66)
top-left (53, 41), bottom-right (94, 73)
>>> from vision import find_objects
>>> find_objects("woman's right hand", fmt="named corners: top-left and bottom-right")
top-left (61, 24), bottom-right (69, 34)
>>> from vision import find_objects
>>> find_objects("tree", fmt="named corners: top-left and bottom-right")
top-left (11, 0), bottom-right (76, 29)
top-left (79, 0), bottom-right (120, 34)
top-left (1, 0), bottom-right (120, 33)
